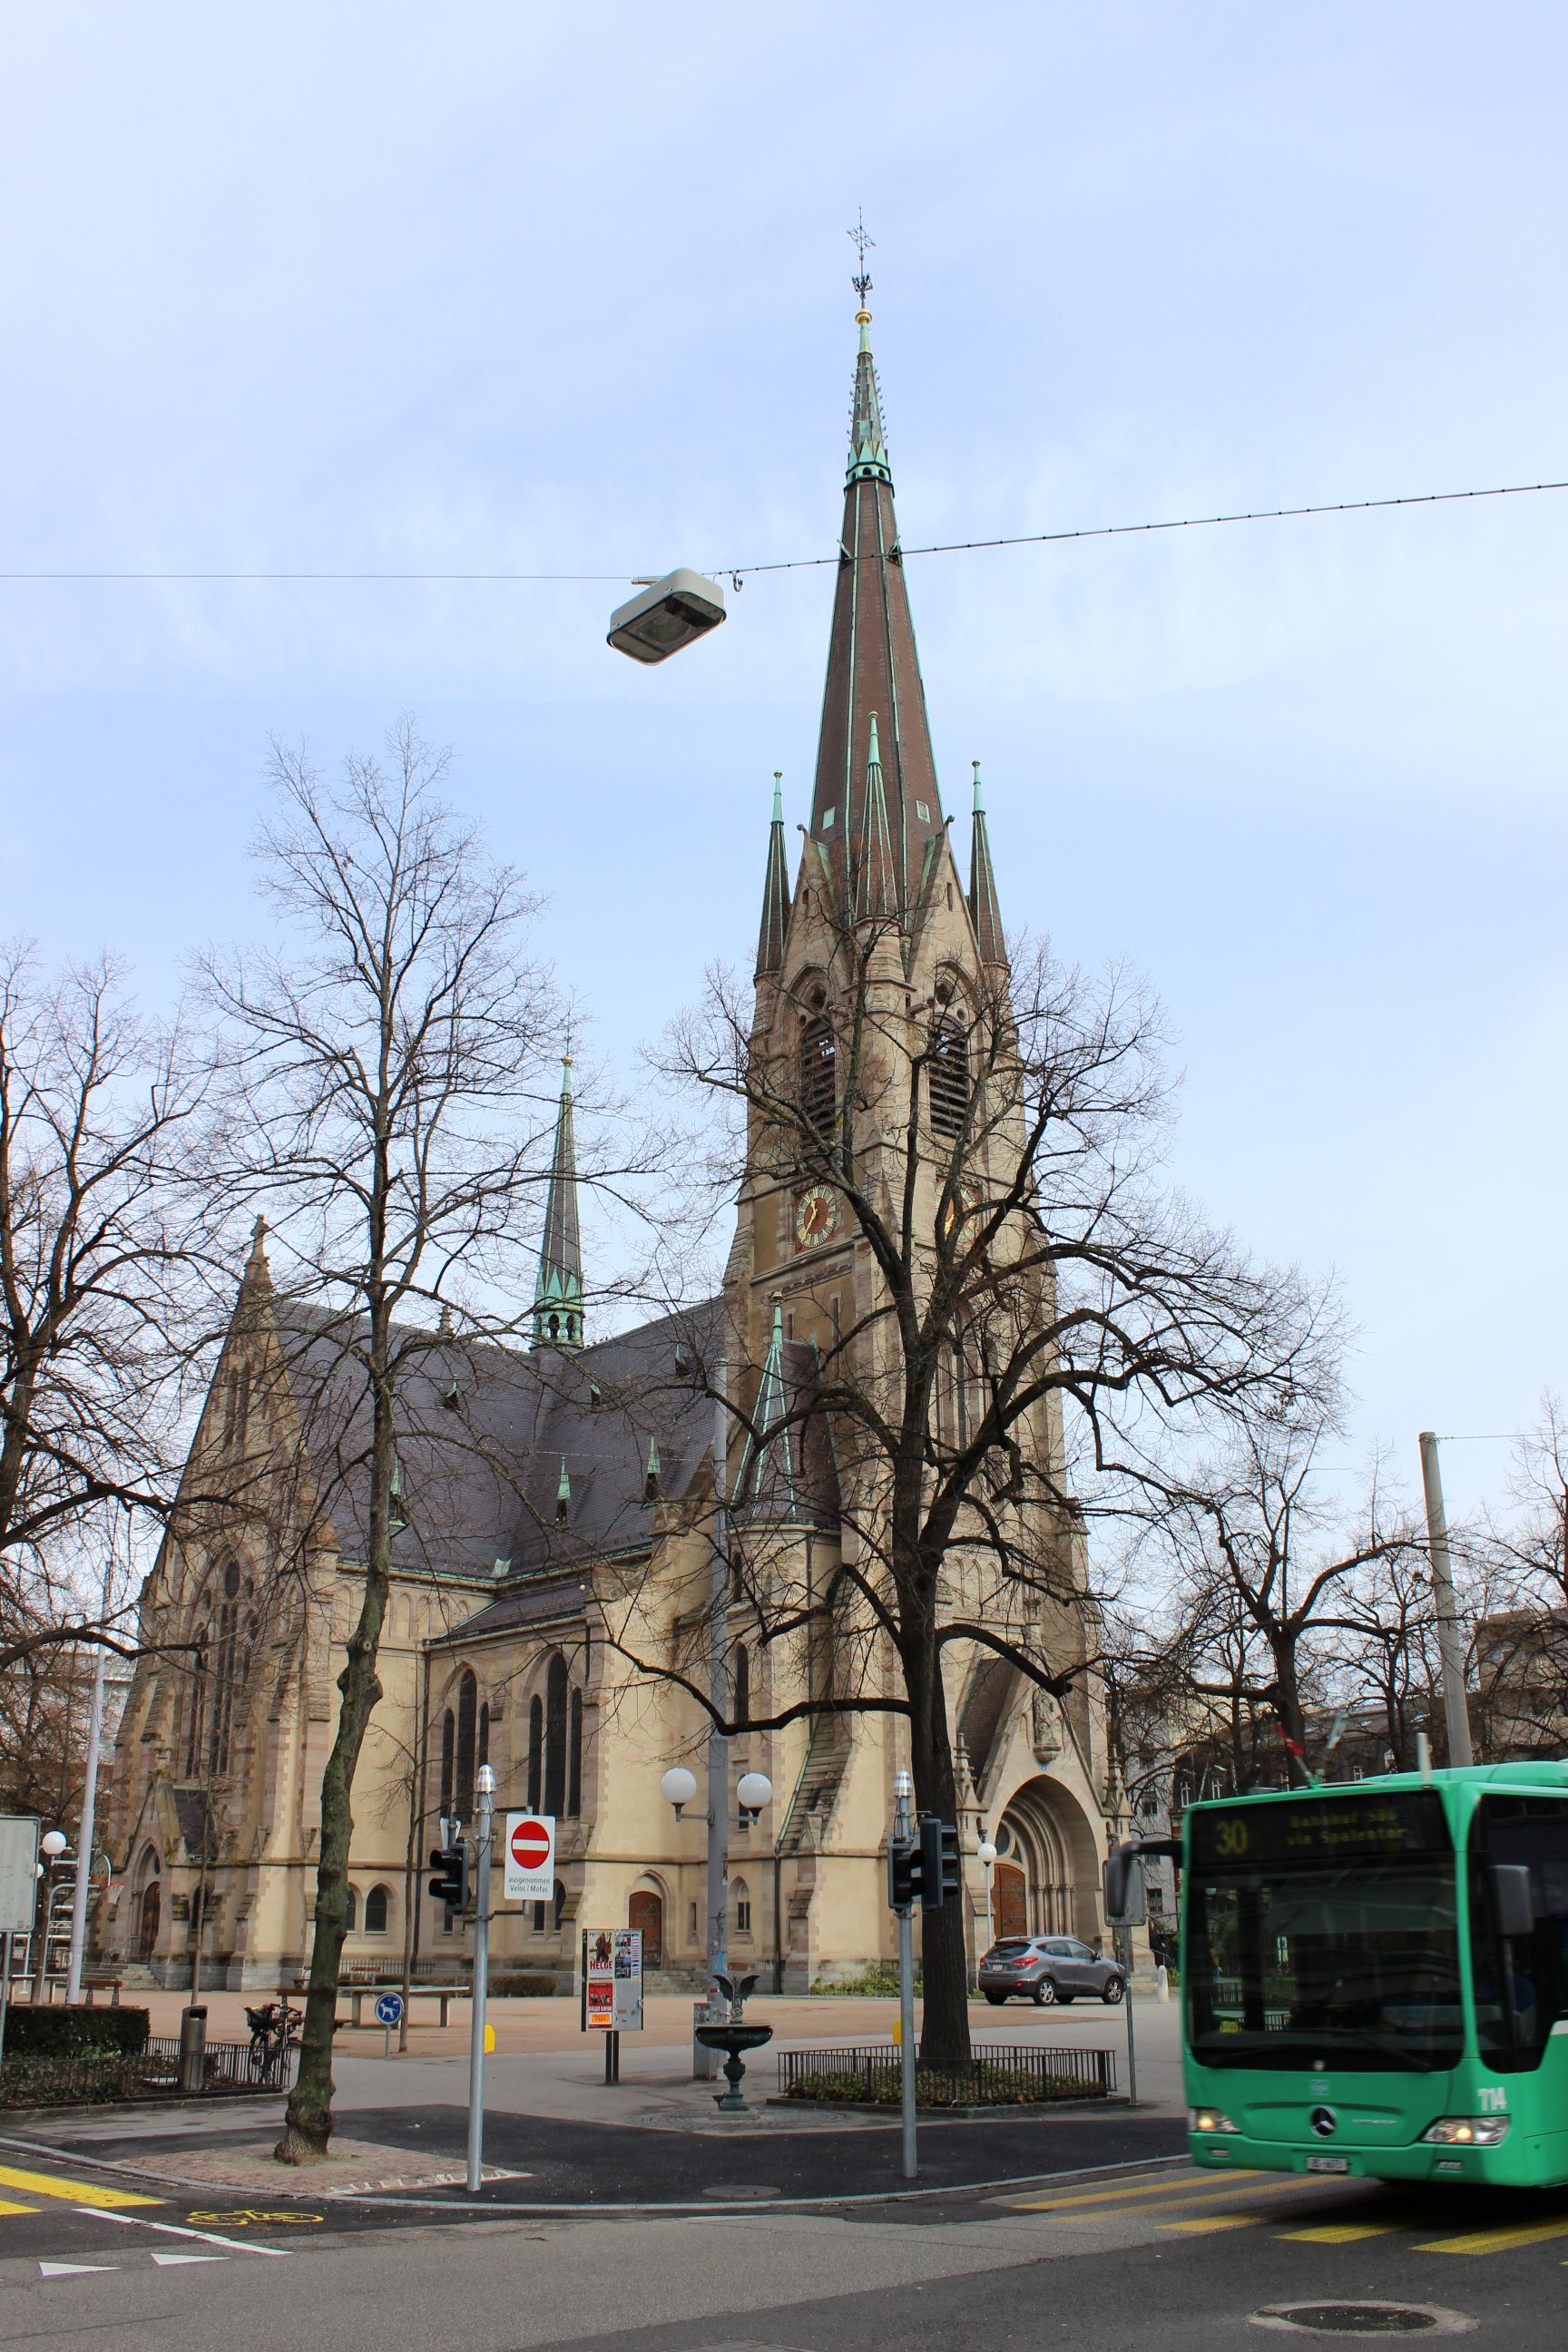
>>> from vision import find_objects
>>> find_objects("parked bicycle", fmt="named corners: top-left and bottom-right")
top-left (244, 2000), bottom-right (302, 2086)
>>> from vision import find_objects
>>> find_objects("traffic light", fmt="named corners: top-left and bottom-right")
top-left (427, 1840), bottom-right (469, 1917)
top-left (887, 1836), bottom-right (922, 1913)
top-left (920, 1818), bottom-right (961, 1909)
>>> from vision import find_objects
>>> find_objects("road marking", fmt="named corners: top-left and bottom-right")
top-left (1013, 2171), bottom-right (1266, 2211)
top-left (0, 2199), bottom-right (39, 2216)
top-left (1280, 2224), bottom-right (1399, 2243)
top-left (1161, 2213), bottom-right (1261, 2233)
top-left (151, 2250), bottom-right (227, 2266)
top-left (88, 2209), bottom-right (289, 2257)
top-left (0, 2163), bottom-right (160, 2210)
top-left (1416, 2219), bottom-right (1568, 2257)
top-left (39, 2262), bottom-right (118, 2278)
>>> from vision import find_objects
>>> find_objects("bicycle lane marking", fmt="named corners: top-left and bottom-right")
top-left (87, 2209), bottom-right (290, 2255)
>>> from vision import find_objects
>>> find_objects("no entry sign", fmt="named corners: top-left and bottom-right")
top-left (503, 1812), bottom-right (555, 1902)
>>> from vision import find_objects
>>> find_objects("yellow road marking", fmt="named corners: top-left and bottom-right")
top-left (0, 2200), bottom-right (39, 2216)
top-left (0, 2164), bottom-right (161, 2211)
top-left (1281, 2224), bottom-right (1399, 2243)
top-left (1021, 2177), bottom-right (1357, 2229)
top-left (1162, 2214), bottom-right (1261, 2233)
top-left (1013, 2171), bottom-right (1265, 2211)
top-left (1416, 2219), bottom-right (1568, 2257)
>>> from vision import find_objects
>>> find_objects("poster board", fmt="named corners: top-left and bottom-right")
top-left (0, 1818), bottom-right (39, 1936)
top-left (584, 1927), bottom-right (643, 2031)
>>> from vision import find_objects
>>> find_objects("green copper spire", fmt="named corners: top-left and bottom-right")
top-left (533, 1058), bottom-right (584, 1349)
top-left (969, 759), bottom-right (1007, 968)
top-left (847, 309), bottom-right (892, 486)
top-left (732, 1297), bottom-right (801, 1523)
top-left (756, 769), bottom-right (792, 977)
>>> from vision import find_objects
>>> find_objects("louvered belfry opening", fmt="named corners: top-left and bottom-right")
top-left (928, 1017), bottom-right (970, 1139)
top-left (799, 1007), bottom-right (837, 1139)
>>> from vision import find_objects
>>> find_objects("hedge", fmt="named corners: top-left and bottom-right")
top-left (2, 2005), bottom-right (149, 2057)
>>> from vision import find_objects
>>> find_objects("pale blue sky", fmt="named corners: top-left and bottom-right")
top-left (3, 2), bottom-right (1563, 1521)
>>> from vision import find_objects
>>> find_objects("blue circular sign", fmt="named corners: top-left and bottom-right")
top-left (374, 1992), bottom-right (404, 2026)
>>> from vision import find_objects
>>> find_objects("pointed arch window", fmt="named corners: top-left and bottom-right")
top-left (732, 1642), bottom-right (750, 1731)
top-left (344, 1885), bottom-right (358, 1931)
top-left (527, 1695), bottom-right (544, 1810)
top-left (365, 1884), bottom-right (390, 1935)
top-left (439, 1707), bottom-right (456, 1818)
top-left (456, 1670), bottom-right (478, 1819)
top-left (184, 1632), bottom-right (209, 1779)
top-left (544, 1653), bottom-right (568, 1817)
top-left (209, 1560), bottom-right (242, 1778)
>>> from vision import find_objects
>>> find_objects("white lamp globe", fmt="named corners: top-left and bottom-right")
top-left (736, 1772), bottom-right (773, 1813)
top-left (660, 1766), bottom-right (699, 1809)
top-left (40, 1830), bottom-right (67, 1858)
top-left (976, 1840), bottom-right (998, 1868)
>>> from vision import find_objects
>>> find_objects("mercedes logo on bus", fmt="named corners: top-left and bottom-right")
top-left (1308, 2106), bottom-right (1338, 2138)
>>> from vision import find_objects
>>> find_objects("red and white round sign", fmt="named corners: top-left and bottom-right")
top-left (509, 1817), bottom-right (551, 1874)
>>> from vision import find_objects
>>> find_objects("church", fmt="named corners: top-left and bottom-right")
top-left (101, 306), bottom-right (1118, 1994)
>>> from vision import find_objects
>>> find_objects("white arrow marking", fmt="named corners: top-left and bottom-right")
top-left (150, 2250), bottom-right (229, 2266)
top-left (83, 2208), bottom-right (289, 2256)
top-left (39, 2261), bottom-right (118, 2277)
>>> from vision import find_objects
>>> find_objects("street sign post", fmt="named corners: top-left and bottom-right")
top-left (374, 1989), bottom-right (404, 2060)
top-left (502, 1813), bottom-right (555, 1904)
top-left (1102, 1849), bottom-right (1148, 2105)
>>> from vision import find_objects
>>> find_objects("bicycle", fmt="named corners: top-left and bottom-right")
top-left (244, 2000), bottom-right (303, 2087)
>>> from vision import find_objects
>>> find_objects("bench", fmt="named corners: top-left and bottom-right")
top-left (339, 1984), bottom-right (464, 2029)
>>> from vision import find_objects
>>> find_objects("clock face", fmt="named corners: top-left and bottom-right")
top-left (795, 1184), bottom-right (838, 1250)
top-left (940, 1181), bottom-right (980, 1241)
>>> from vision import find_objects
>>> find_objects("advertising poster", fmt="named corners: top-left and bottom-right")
top-left (586, 1927), bottom-right (643, 2031)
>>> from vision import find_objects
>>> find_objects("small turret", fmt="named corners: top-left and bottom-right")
top-left (533, 1059), bottom-right (584, 1350)
top-left (968, 760), bottom-right (1007, 969)
top-left (756, 772), bottom-right (792, 978)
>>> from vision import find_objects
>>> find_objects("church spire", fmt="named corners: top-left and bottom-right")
top-left (808, 290), bottom-right (945, 924)
top-left (968, 760), bottom-right (1007, 968)
top-left (755, 771), bottom-right (791, 978)
top-left (532, 1058), bottom-right (584, 1350)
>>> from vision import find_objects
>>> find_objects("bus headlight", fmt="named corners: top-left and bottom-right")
top-left (1191, 2107), bottom-right (1240, 2133)
top-left (1421, 2116), bottom-right (1511, 2147)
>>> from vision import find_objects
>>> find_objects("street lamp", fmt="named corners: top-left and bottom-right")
top-left (607, 571), bottom-right (727, 665)
top-left (736, 1772), bottom-right (772, 1827)
top-left (976, 1839), bottom-right (997, 1953)
top-left (660, 1766), bottom-right (699, 1821)
top-left (40, 1831), bottom-right (67, 1859)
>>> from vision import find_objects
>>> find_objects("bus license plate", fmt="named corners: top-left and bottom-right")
top-left (1306, 2156), bottom-right (1349, 2174)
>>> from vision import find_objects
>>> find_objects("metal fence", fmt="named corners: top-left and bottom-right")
top-left (144, 2035), bottom-right (299, 2092)
top-left (777, 2041), bottom-right (1116, 2104)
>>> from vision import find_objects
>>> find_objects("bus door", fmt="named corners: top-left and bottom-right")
top-left (1468, 1793), bottom-right (1568, 2163)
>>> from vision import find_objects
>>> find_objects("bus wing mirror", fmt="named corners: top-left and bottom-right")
top-left (1491, 1863), bottom-right (1536, 1939)
top-left (1102, 1843), bottom-right (1138, 1924)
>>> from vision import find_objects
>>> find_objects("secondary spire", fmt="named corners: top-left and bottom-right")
top-left (533, 1058), bottom-right (584, 1350)
top-left (968, 760), bottom-right (1007, 968)
top-left (755, 770), bottom-right (792, 977)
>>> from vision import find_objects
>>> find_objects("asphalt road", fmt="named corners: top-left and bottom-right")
top-left (1, 2142), bottom-right (1566, 2350)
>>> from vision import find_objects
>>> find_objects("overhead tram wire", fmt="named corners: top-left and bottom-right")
top-left (2, 475), bottom-right (1563, 584)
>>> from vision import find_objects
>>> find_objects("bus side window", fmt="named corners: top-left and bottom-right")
top-left (1469, 1795), bottom-right (1568, 2071)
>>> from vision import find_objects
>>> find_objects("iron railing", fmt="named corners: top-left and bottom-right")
top-left (777, 2040), bottom-right (1115, 2104)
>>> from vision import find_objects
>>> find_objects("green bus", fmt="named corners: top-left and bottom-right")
top-left (1125, 1762), bottom-right (1568, 2190)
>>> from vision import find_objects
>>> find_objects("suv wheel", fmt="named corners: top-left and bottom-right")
top-left (983, 1990), bottom-right (1007, 2006)
top-left (1102, 1975), bottom-right (1124, 2005)
top-left (1032, 1976), bottom-right (1058, 2006)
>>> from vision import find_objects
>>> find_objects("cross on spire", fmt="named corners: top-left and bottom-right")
top-left (848, 211), bottom-right (875, 308)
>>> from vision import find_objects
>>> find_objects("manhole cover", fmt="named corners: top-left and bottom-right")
top-left (701, 2184), bottom-right (780, 2200)
top-left (1251, 2307), bottom-right (1475, 2339)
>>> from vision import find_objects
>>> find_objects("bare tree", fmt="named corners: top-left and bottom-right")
top-left (201, 722), bottom-right (569, 2163)
top-left (1333, 1546), bottom-right (1444, 1770)
top-left (1472, 1394), bottom-right (1568, 1759)
top-left (645, 912), bottom-right (1322, 2062)
top-left (0, 944), bottom-right (212, 1678)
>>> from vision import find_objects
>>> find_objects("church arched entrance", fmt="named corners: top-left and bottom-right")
top-left (138, 1875), bottom-right (162, 1962)
top-left (628, 1883), bottom-right (663, 1969)
top-left (993, 1775), bottom-right (1102, 1945)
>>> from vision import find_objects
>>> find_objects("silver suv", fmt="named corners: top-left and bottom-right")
top-left (978, 1934), bottom-right (1125, 2006)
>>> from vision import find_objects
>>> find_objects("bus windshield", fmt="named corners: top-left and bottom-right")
top-left (1185, 1788), bottom-right (1463, 2073)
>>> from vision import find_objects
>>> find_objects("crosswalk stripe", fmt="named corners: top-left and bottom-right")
top-left (1416, 2219), bottom-right (1568, 2257)
top-left (0, 2163), bottom-right (160, 2211)
top-left (1012, 2171), bottom-right (1264, 2211)
top-left (1280, 2224), bottom-right (1399, 2243)
top-left (1024, 2178), bottom-right (1352, 2227)
top-left (1161, 2214), bottom-right (1261, 2233)
top-left (0, 2200), bottom-right (39, 2216)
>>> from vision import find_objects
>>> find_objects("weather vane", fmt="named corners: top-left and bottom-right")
top-left (848, 211), bottom-right (875, 307)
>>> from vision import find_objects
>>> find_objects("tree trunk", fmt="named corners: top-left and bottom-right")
top-left (903, 1612), bottom-right (971, 2066)
top-left (1271, 1640), bottom-right (1310, 1786)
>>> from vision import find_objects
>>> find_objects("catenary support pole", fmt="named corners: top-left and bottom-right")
top-left (465, 1763), bottom-right (495, 2193)
top-left (699, 1361), bottom-right (730, 2080)
top-left (1419, 1432), bottom-right (1474, 1768)
top-left (893, 1768), bottom-right (917, 2181)
top-left (1120, 1922), bottom-right (1139, 2104)
top-left (65, 1561), bottom-right (114, 2004)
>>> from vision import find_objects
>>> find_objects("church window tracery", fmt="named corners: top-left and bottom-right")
top-left (544, 1653), bottom-right (568, 1816)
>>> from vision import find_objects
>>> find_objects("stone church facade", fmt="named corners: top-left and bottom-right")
top-left (101, 309), bottom-right (1119, 1994)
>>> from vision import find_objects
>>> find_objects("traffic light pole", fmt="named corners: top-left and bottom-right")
top-left (465, 1764), bottom-right (495, 2195)
top-left (893, 1768), bottom-right (917, 2181)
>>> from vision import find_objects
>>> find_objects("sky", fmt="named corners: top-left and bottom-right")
top-left (2, 1), bottom-right (1563, 1527)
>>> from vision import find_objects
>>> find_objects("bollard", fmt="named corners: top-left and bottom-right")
top-left (1155, 1964), bottom-right (1170, 2004)
top-left (177, 2004), bottom-right (208, 2094)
